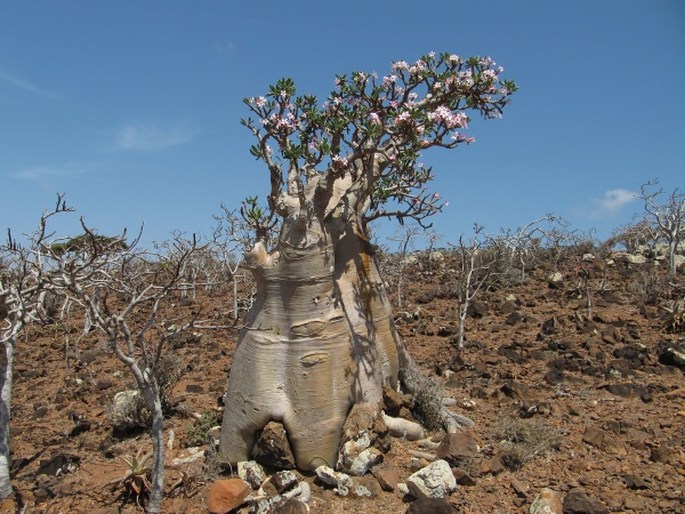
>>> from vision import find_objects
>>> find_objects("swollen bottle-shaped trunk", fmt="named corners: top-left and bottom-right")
top-left (219, 215), bottom-right (406, 470)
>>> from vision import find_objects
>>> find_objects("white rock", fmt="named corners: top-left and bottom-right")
top-left (238, 460), bottom-right (266, 489)
top-left (348, 448), bottom-right (382, 476)
top-left (315, 465), bottom-right (353, 496)
top-left (406, 459), bottom-right (457, 499)
top-left (111, 390), bottom-right (145, 430)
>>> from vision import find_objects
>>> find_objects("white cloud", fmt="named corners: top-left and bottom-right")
top-left (117, 123), bottom-right (194, 151)
top-left (215, 41), bottom-right (236, 54)
top-left (0, 68), bottom-right (60, 98)
top-left (13, 162), bottom-right (91, 181)
top-left (589, 188), bottom-right (638, 218)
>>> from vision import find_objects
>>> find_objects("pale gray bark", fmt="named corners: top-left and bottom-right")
top-left (0, 336), bottom-right (15, 499)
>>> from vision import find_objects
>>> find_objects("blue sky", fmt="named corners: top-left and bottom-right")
top-left (1, 1), bottom-right (683, 248)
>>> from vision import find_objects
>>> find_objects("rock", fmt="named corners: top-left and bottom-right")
top-left (111, 390), bottom-right (148, 431)
top-left (405, 496), bottom-right (458, 513)
top-left (337, 404), bottom-right (387, 474)
top-left (623, 474), bottom-right (648, 490)
top-left (530, 487), bottom-right (563, 514)
top-left (562, 489), bottom-right (609, 514)
top-left (383, 385), bottom-right (410, 416)
top-left (68, 420), bottom-right (91, 437)
top-left (544, 368), bottom-right (565, 385)
top-left (373, 466), bottom-right (400, 491)
top-left (269, 470), bottom-right (299, 494)
top-left (37, 454), bottom-right (80, 476)
top-left (255, 481), bottom-right (311, 514)
top-left (207, 478), bottom-right (251, 514)
top-left (600, 325), bottom-right (622, 345)
top-left (500, 381), bottom-right (534, 402)
top-left (582, 253), bottom-right (595, 262)
top-left (623, 495), bottom-right (648, 511)
top-left (582, 426), bottom-right (614, 452)
top-left (674, 254), bottom-right (685, 270)
top-left (251, 421), bottom-right (296, 470)
top-left (506, 311), bottom-right (524, 325)
top-left (546, 272), bottom-right (564, 288)
top-left (452, 468), bottom-right (477, 486)
top-left (435, 431), bottom-right (479, 464)
top-left (617, 252), bottom-right (647, 265)
top-left (481, 454), bottom-right (506, 475)
top-left (272, 498), bottom-right (308, 514)
top-left (406, 459), bottom-right (457, 499)
top-left (353, 475), bottom-right (383, 498)
top-left (0, 500), bottom-right (17, 514)
top-left (349, 447), bottom-right (383, 476)
top-left (185, 384), bottom-right (204, 393)
top-left (511, 477), bottom-right (529, 498)
top-left (315, 465), bottom-right (353, 496)
top-left (237, 460), bottom-right (266, 489)
top-left (538, 317), bottom-right (560, 339)
top-left (602, 383), bottom-right (652, 402)
top-left (658, 346), bottom-right (685, 370)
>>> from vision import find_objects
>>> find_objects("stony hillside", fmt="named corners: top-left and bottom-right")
top-left (4, 245), bottom-right (685, 513)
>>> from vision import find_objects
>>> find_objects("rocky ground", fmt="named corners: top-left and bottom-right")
top-left (4, 247), bottom-right (685, 513)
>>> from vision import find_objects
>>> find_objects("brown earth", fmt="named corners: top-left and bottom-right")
top-left (5, 248), bottom-right (685, 513)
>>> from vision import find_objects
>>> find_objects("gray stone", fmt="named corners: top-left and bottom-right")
top-left (405, 497), bottom-right (458, 514)
top-left (562, 489), bottom-right (609, 514)
top-left (406, 459), bottom-right (457, 499)
top-left (111, 390), bottom-right (148, 431)
top-left (237, 460), bottom-right (266, 489)
top-left (616, 252), bottom-right (647, 265)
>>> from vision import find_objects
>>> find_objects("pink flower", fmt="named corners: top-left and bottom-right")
top-left (332, 155), bottom-right (348, 167)
top-left (253, 96), bottom-right (266, 107)
top-left (383, 75), bottom-right (397, 87)
top-left (369, 112), bottom-right (382, 125)
top-left (395, 111), bottom-right (411, 124)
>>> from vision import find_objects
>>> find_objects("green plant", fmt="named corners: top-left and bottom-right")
top-left (108, 448), bottom-right (152, 508)
top-left (185, 410), bottom-right (219, 448)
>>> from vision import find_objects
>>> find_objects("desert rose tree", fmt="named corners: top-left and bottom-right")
top-left (219, 52), bottom-right (517, 470)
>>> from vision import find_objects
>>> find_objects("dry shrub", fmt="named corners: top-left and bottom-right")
top-left (490, 417), bottom-right (562, 471)
top-left (626, 267), bottom-right (670, 305)
top-left (401, 367), bottom-right (445, 431)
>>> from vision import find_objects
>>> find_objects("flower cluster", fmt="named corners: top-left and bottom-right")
top-left (429, 106), bottom-right (468, 129)
top-left (241, 51), bottom-right (516, 224)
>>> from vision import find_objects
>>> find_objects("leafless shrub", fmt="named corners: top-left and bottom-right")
top-left (626, 267), bottom-right (672, 306)
top-left (639, 179), bottom-right (685, 275)
top-left (490, 417), bottom-right (562, 471)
